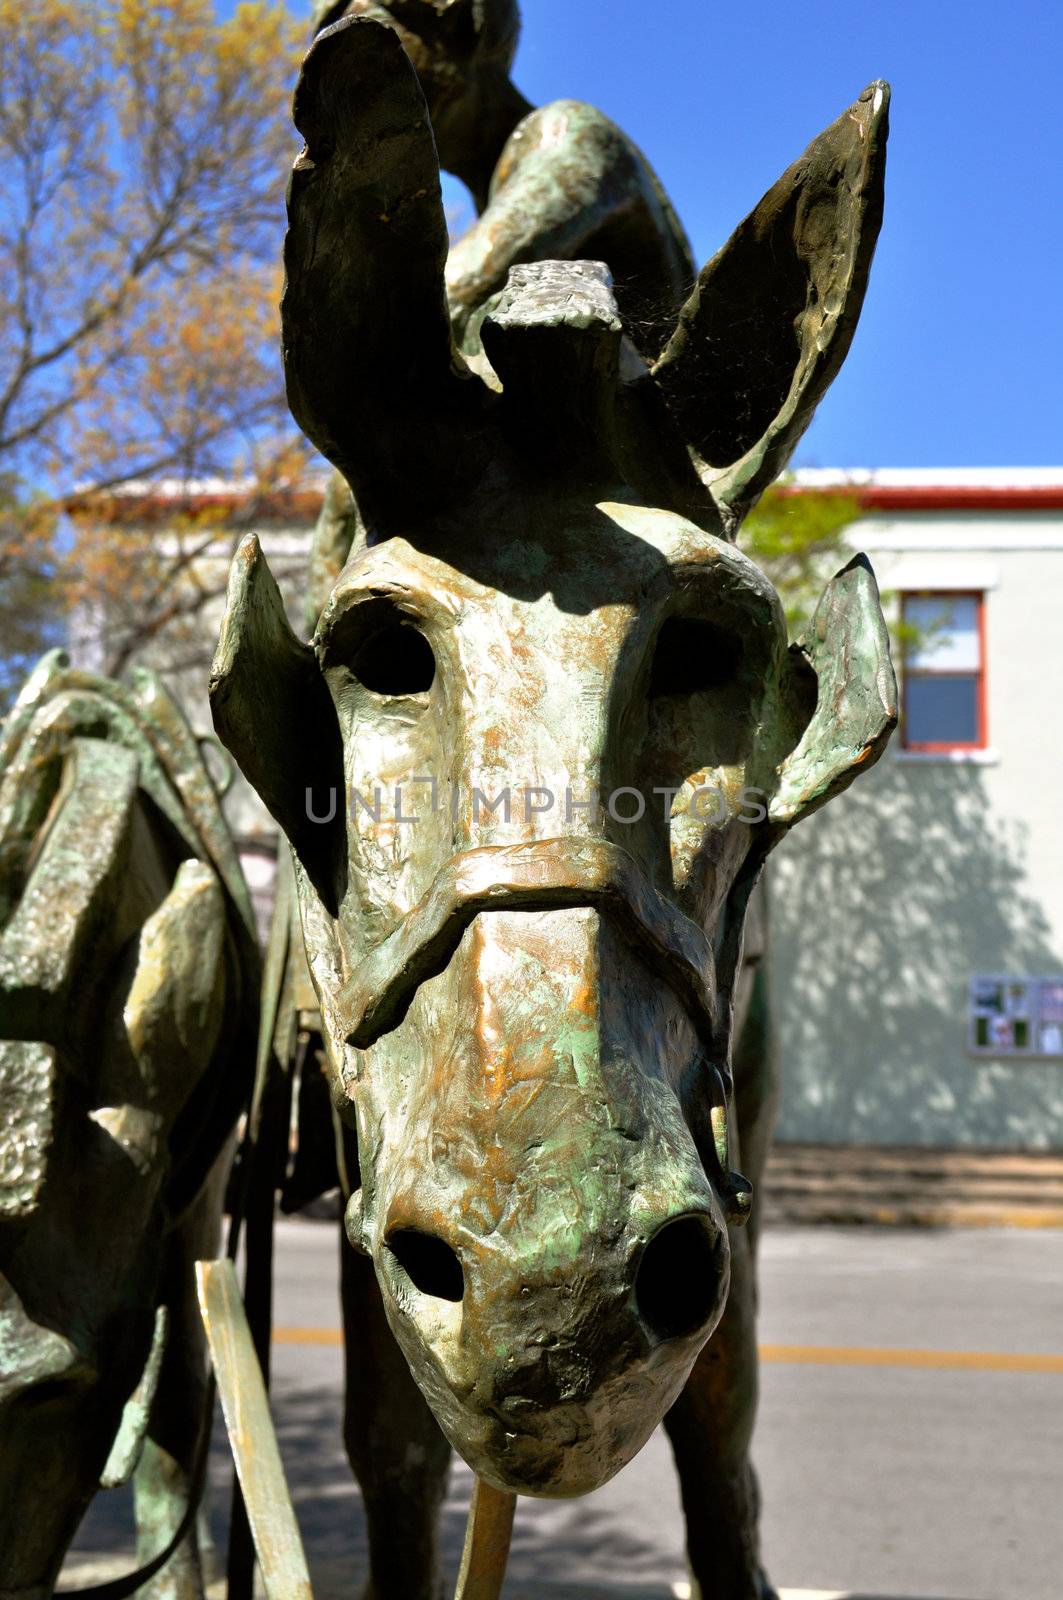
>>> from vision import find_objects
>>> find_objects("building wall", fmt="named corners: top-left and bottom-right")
top-left (770, 510), bottom-right (1063, 1149)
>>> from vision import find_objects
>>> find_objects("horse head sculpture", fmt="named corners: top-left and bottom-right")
top-left (212, 17), bottom-right (894, 1498)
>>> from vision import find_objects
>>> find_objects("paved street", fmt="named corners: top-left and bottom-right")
top-left (66, 1221), bottom-right (1063, 1599)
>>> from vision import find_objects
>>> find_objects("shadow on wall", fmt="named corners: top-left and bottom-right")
top-left (769, 758), bottom-right (1063, 1150)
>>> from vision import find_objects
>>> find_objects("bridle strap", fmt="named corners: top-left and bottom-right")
top-left (341, 836), bottom-right (720, 1052)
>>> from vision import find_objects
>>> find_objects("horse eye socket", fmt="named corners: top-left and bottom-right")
top-left (352, 623), bottom-right (436, 696)
top-left (649, 618), bottom-right (742, 697)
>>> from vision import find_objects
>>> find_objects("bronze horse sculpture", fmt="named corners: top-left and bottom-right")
top-left (301, 0), bottom-right (700, 609)
top-left (212, 12), bottom-right (896, 1599)
top-left (0, 655), bottom-right (258, 1598)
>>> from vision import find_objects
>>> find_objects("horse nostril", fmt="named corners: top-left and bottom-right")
top-left (635, 1214), bottom-right (722, 1341)
top-left (386, 1229), bottom-right (465, 1302)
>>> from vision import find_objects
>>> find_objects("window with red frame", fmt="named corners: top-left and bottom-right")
top-left (901, 592), bottom-right (986, 751)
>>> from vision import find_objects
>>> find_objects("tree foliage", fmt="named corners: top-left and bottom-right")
top-left (0, 0), bottom-right (303, 484)
top-left (741, 481), bottom-right (864, 634)
top-left (744, 481), bottom-right (919, 668)
top-left (0, 475), bottom-right (60, 705)
top-left (0, 0), bottom-right (308, 704)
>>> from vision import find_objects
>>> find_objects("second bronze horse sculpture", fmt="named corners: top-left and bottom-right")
top-left (213, 14), bottom-right (895, 1598)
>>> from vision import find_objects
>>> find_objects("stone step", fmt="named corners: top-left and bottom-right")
top-left (763, 1143), bottom-right (1063, 1227)
top-left (767, 1143), bottom-right (1063, 1178)
top-left (765, 1175), bottom-right (1063, 1205)
top-left (764, 1178), bottom-right (1063, 1200)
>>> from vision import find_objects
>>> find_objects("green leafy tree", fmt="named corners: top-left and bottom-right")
top-left (744, 478), bottom-right (920, 665)
top-left (742, 480), bottom-right (864, 633)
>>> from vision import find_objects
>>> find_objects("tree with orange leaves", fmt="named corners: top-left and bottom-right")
top-left (0, 0), bottom-right (309, 700)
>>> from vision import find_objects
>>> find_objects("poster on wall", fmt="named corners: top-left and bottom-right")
top-left (969, 976), bottom-right (1063, 1057)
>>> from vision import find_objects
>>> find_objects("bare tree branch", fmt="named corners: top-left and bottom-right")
top-left (0, 0), bottom-right (313, 709)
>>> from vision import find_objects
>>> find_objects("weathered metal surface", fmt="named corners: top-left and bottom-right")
top-left (213, 6), bottom-right (894, 1596)
top-left (285, 32), bottom-right (886, 552)
top-left (454, 1478), bottom-right (517, 1600)
top-left (653, 81), bottom-right (890, 530)
top-left (100, 1306), bottom-right (170, 1489)
top-left (0, 1040), bottom-right (55, 1219)
top-left (769, 554), bottom-right (899, 824)
top-left (196, 1259), bottom-right (313, 1600)
top-left (0, 653), bottom-right (259, 1598)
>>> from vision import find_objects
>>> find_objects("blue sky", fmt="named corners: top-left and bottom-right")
top-left (245, 0), bottom-right (1063, 469)
top-left (506, 0), bottom-right (1063, 468)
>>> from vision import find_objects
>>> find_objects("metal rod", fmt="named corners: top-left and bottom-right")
top-left (454, 1477), bottom-right (517, 1600)
top-left (196, 1258), bottom-right (314, 1600)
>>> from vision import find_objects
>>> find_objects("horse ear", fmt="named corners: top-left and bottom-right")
top-left (282, 16), bottom-right (490, 535)
top-left (770, 554), bottom-right (897, 827)
top-left (652, 82), bottom-right (889, 533)
top-left (210, 536), bottom-right (345, 911)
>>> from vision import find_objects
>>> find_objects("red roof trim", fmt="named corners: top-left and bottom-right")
top-left (786, 485), bottom-right (1063, 512)
top-left (70, 482), bottom-right (1063, 525)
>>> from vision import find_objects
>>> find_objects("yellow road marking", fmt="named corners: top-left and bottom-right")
top-left (759, 1343), bottom-right (1063, 1373)
top-left (275, 1326), bottom-right (342, 1345)
top-left (841, 1207), bottom-right (1063, 1230)
top-left (272, 1328), bottom-right (1063, 1372)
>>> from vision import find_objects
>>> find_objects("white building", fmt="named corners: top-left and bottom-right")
top-left (770, 470), bottom-right (1063, 1150)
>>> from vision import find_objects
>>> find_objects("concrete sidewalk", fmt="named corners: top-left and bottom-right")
top-left (64, 1223), bottom-right (1063, 1600)
top-left (56, 1560), bottom-right (982, 1599)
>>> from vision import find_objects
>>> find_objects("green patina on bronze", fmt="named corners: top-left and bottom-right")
top-left (211, 9), bottom-right (895, 1598)
top-left (298, 0), bottom-right (698, 623)
top-left (0, 653), bottom-right (258, 1598)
